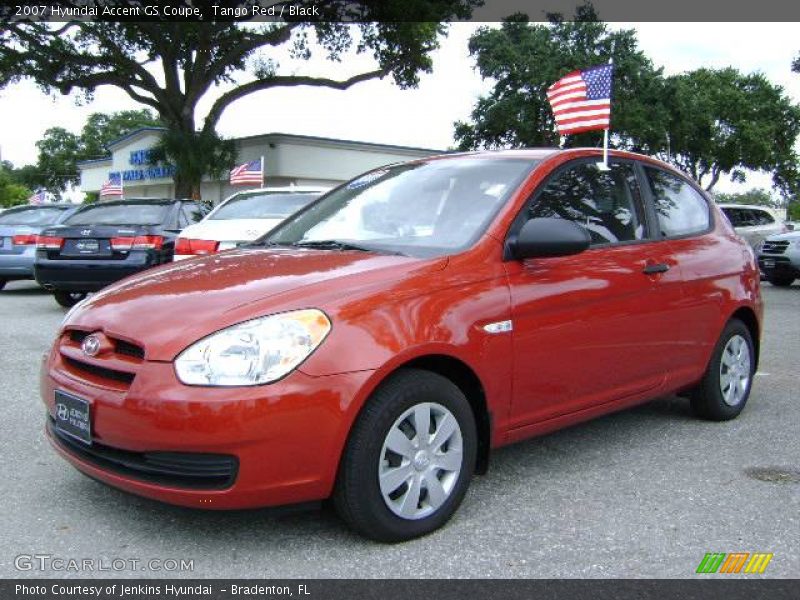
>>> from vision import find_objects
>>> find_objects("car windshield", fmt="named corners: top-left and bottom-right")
top-left (211, 192), bottom-right (320, 220)
top-left (263, 157), bottom-right (537, 257)
top-left (65, 202), bottom-right (168, 226)
top-left (0, 207), bottom-right (65, 226)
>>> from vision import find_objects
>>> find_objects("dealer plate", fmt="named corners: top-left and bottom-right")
top-left (54, 390), bottom-right (92, 445)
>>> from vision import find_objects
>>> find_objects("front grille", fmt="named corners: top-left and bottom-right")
top-left (63, 356), bottom-right (135, 385)
top-left (761, 240), bottom-right (789, 255)
top-left (115, 339), bottom-right (145, 360)
top-left (48, 419), bottom-right (238, 490)
top-left (68, 330), bottom-right (145, 360)
top-left (70, 330), bottom-right (89, 343)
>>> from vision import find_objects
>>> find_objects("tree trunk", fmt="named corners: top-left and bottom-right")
top-left (173, 172), bottom-right (194, 199)
top-left (166, 115), bottom-right (203, 200)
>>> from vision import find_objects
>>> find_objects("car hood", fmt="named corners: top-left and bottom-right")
top-left (179, 218), bottom-right (284, 244)
top-left (764, 230), bottom-right (800, 242)
top-left (65, 248), bottom-right (446, 360)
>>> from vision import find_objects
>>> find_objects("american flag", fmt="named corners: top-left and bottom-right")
top-left (547, 64), bottom-right (614, 135)
top-left (230, 159), bottom-right (263, 186)
top-left (28, 189), bottom-right (46, 205)
top-left (100, 173), bottom-right (124, 197)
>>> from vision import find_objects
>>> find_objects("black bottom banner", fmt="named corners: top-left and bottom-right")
top-left (3, 579), bottom-right (799, 600)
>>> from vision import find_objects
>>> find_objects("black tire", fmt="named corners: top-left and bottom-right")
top-left (53, 290), bottom-right (87, 308)
top-left (0, 279), bottom-right (6, 291)
top-left (334, 368), bottom-right (477, 542)
top-left (691, 319), bottom-right (755, 421)
top-left (768, 275), bottom-right (795, 287)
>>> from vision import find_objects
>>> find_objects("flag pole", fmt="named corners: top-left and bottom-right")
top-left (598, 45), bottom-right (614, 171)
top-left (260, 155), bottom-right (265, 188)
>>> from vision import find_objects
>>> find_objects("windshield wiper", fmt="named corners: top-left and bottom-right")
top-left (292, 239), bottom-right (378, 252)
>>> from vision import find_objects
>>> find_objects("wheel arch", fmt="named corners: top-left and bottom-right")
top-left (729, 305), bottom-right (761, 370)
top-left (400, 354), bottom-right (492, 475)
top-left (344, 353), bottom-right (493, 477)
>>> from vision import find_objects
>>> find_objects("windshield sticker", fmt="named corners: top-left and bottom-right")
top-left (346, 169), bottom-right (390, 189)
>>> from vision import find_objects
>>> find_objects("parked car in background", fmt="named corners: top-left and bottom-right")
top-left (0, 204), bottom-right (77, 290)
top-left (43, 149), bottom-right (762, 541)
top-left (34, 198), bottom-right (209, 307)
top-left (174, 187), bottom-right (327, 259)
top-left (718, 204), bottom-right (788, 247)
top-left (757, 230), bottom-right (800, 287)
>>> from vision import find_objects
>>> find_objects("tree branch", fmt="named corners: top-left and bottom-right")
top-left (203, 69), bottom-right (388, 131)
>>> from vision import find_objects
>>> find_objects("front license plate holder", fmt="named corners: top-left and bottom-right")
top-left (54, 390), bottom-right (92, 445)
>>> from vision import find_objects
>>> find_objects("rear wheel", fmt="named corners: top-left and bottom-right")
top-left (53, 290), bottom-right (87, 308)
top-left (768, 275), bottom-right (795, 287)
top-left (691, 319), bottom-right (755, 421)
top-left (334, 369), bottom-right (477, 542)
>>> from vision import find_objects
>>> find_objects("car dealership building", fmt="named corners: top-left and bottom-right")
top-left (77, 127), bottom-right (442, 203)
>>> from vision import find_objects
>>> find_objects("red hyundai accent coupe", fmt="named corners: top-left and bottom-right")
top-left (42, 149), bottom-right (762, 541)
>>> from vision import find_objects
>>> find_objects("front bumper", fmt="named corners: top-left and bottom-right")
top-left (757, 254), bottom-right (800, 279)
top-left (40, 341), bottom-right (373, 509)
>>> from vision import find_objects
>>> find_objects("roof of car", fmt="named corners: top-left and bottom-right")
top-left (82, 198), bottom-right (176, 206)
top-left (229, 187), bottom-right (329, 194)
top-left (3, 203), bottom-right (74, 211)
top-left (716, 203), bottom-right (780, 213)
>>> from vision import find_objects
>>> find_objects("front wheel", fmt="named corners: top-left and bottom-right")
top-left (691, 319), bottom-right (755, 421)
top-left (334, 369), bottom-right (477, 542)
top-left (53, 290), bottom-right (87, 308)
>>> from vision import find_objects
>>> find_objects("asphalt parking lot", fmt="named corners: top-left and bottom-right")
top-left (0, 280), bottom-right (798, 579)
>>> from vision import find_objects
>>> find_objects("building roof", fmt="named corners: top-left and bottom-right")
top-left (77, 128), bottom-right (445, 170)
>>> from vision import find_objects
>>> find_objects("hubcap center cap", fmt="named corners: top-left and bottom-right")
top-left (413, 450), bottom-right (430, 471)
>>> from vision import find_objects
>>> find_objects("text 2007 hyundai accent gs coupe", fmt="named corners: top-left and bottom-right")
top-left (42, 149), bottom-right (762, 542)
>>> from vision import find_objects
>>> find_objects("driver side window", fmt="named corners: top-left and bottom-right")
top-left (528, 162), bottom-right (646, 246)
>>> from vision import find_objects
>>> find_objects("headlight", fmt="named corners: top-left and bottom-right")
top-left (174, 309), bottom-right (331, 386)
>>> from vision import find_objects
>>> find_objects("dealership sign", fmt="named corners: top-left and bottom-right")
top-left (109, 147), bottom-right (176, 182)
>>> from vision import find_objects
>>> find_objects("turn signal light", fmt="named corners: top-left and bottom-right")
top-left (111, 235), bottom-right (165, 251)
top-left (36, 235), bottom-right (64, 250)
top-left (12, 234), bottom-right (38, 246)
top-left (175, 238), bottom-right (220, 255)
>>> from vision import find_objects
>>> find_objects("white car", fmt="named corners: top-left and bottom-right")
top-left (174, 187), bottom-right (327, 259)
top-left (717, 203), bottom-right (788, 248)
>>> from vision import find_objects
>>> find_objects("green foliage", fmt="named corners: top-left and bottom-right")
top-left (454, 5), bottom-right (669, 152)
top-left (80, 110), bottom-right (161, 160)
top-left (1, 2), bottom-right (479, 197)
top-left (151, 130), bottom-right (236, 200)
top-left (0, 164), bottom-right (32, 207)
top-left (713, 188), bottom-right (781, 209)
top-left (457, 6), bottom-right (800, 198)
top-left (29, 109), bottom-right (161, 196)
top-left (663, 68), bottom-right (800, 194)
top-left (787, 201), bottom-right (800, 221)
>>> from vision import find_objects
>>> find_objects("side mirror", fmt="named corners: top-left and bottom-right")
top-left (510, 217), bottom-right (591, 260)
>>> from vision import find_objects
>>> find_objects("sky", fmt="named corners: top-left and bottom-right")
top-left (1, 22), bottom-right (798, 196)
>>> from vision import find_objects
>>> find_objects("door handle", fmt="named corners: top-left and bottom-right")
top-left (643, 263), bottom-right (670, 275)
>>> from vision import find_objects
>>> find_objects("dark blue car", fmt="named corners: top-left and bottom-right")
top-left (34, 198), bottom-right (208, 307)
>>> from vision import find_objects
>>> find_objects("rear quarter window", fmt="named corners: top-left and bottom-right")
top-left (644, 168), bottom-right (710, 237)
